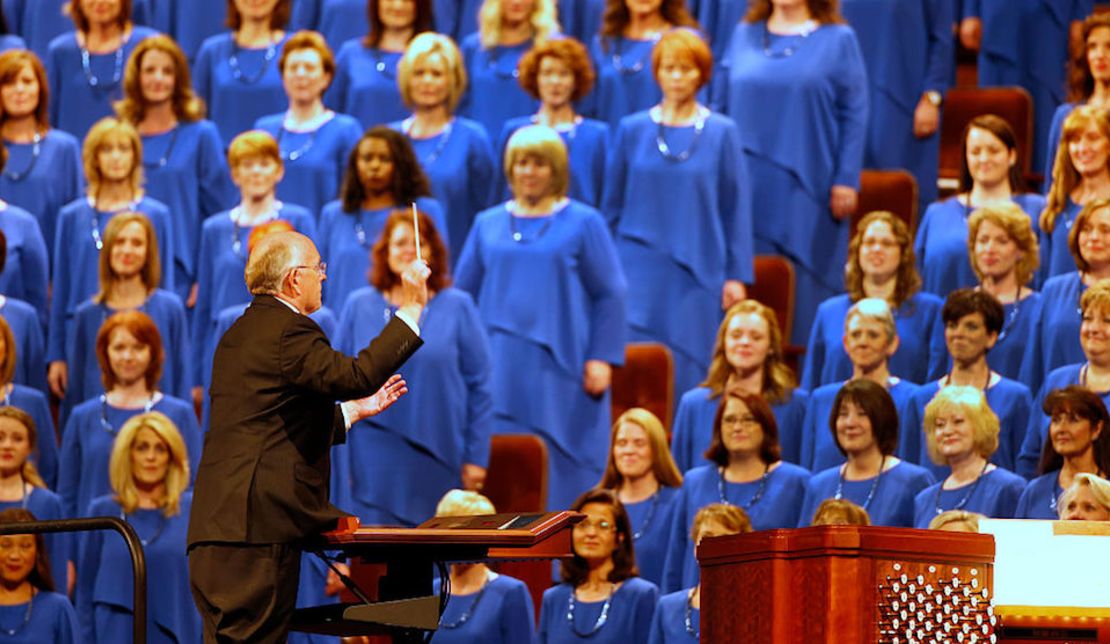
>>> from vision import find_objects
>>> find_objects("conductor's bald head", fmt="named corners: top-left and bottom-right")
top-left (245, 231), bottom-right (326, 313)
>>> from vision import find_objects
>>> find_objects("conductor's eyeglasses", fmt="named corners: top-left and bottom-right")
top-left (294, 261), bottom-right (327, 276)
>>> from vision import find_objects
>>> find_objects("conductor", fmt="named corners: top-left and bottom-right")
top-left (187, 230), bottom-right (428, 641)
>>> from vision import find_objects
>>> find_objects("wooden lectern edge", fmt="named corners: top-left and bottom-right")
top-left (996, 606), bottom-right (1110, 619)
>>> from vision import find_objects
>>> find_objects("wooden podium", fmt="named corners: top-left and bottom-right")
top-left (698, 526), bottom-right (997, 643)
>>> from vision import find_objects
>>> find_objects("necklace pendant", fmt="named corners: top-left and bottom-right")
top-left (513, 232), bottom-right (522, 242)
top-left (376, 61), bottom-right (386, 72)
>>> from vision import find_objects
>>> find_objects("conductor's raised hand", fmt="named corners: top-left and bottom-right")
top-left (342, 374), bottom-right (408, 424)
top-left (398, 259), bottom-right (431, 311)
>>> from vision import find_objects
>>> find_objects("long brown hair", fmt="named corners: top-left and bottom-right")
top-left (959, 114), bottom-right (1025, 194)
top-left (1069, 14), bottom-right (1110, 103)
top-left (598, 408), bottom-right (683, 489)
top-left (600, 0), bottom-right (698, 42)
top-left (700, 301), bottom-right (796, 405)
top-left (94, 212), bottom-right (161, 304)
top-left (704, 391), bottom-right (782, 466)
top-left (0, 508), bottom-right (54, 592)
top-left (845, 211), bottom-right (921, 307)
top-left (363, 0), bottom-right (435, 48)
top-left (0, 50), bottom-right (49, 132)
top-left (1039, 386), bottom-right (1110, 476)
top-left (1043, 106), bottom-right (1110, 234)
top-left (116, 35), bottom-right (205, 124)
top-left (560, 489), bottom-right (639, 586)
top-left (744, 0), bottom-right (845, 24)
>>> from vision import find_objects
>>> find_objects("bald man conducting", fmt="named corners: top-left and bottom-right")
top-left (187, 231), bottom-right (428, 642)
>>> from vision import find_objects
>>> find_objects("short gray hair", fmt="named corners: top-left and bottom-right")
top-left (245, 231), bottom-right (307, 295)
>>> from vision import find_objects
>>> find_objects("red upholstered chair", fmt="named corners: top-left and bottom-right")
top-left (939, 87), bottom-right (1034, 192)
top-left (747, 255), bottom-right (804, 374)
top-left (855, 169), bottom-right (919, 236)
top-left (611, 342), bottom-right (675, 431)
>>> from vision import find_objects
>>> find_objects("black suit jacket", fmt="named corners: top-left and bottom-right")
top-left (188, 295), bottom-right (421, 546)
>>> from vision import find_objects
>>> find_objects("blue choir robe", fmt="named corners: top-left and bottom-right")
top-left (194, 32), bottom-right (293, 145)
top-left (47, 198), bottom-right (175, 370)
top-left (164, 0), bottom-right (225, 61)
top-left (602, 111), bottom-right (753, 395)
top-left (76, 494), bottom-right (199, 644)
top-left (1, 297), bottom-right (48, 395)
top-left (716, 23), bottom-right (869, 345)
top-left (0, 591), bottom-right (78, 644)
top-left (801, 293), bottom-right (946, 391)
top-left (288, 555), bottom-right (340, 644)
top-left (0, 129), bottom-right (84, 260)
top-left (455, 200), bottom-right (627, 511)
top-left (1020, 272), bottom-right (1085, 395)
top-left (801, 378), bottom-right (918, 472)
top-left (0, 203), bottom-right (48, 323)
top-left (65, 291), bottom-right (191, 416)
top-left (797, 460), bottom-right (936, 528)
top-left (670, 386), bottom-right (810, 472)
top-left (131, 0), bottom-right (170, 33)
top-left (648, 587), bottom-right (698, 644)
top-left (331, 287), bottom-right (494, 527)
top-left (623, 486), bottom-right (681, 589)
top-left (989, 292), bottom-right (1044, 382)
top-left (915, 194), bottom-right (1045, 297)
top-left (434, 0), bottom-right (483, 44)
top-left (430, 573), bottom-right (537, 644)
top-left (690, 0), bottom-right (747, 60)
top-left (254, 112), bottom-right (363, 218)
top-left (57, 394), bottom-right (201, 519)
top-left (842, 0), bottom-right (953, 207)
top-left (912, 467), bottom-right (1027, 527)
top-left (191, 204), bottom-right (316, 383)
top-left (661, 462), bottom-right (811, 593)
top-left (586, 35), bottom-right (663, 128)
top-left (459, 35), bottom-right (539, 142)
top-left (496, 115), bottom-right (609, 207)
top-left (558, 0), bottom-right (605, 43)
top-left (317, 197), bottom-right (446, 309)
top-left (327, 42), bottom-right (408, 130)
top-left (391, 116), bottom-right (497, 267)
top-left (291, 0), bottom-right (368, 51)
top-left (3, 384), bottom-right (57, 490)
top-left (141, 120), bottom-right (237, 298)
top-left (8, 0), bottom-right (71, 59)
top-left (1015, 470), bottom-right (1065, 519)
top-left (45, 26), bottom-right (159, 140)
top-left (1015, 364), bottom-right (1110, 479)
top-left (1041, 200), bottom-right (1082, 280)
top-left (539, 578), bottom-right (658, 644)
top-left (0, 487), bottom-right (69, 591)
top-left (963, 0), bottom-right (1093, 174)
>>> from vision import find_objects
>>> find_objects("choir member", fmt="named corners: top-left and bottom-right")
top-left (598, 407), bottom-right (683, 588)
top-left (662, 391), bottom-right (810, 593)
top-left (0, 230), bottom-right (46, 395)
top-left (0, 151), bottom-right (47, 325)
top-left (927, 509), bottom-right (982, 532)
top-left (333, 210), bottom-right (492, 527)
top-left (1016, 386), bottom-right (1110, 519)
top-left (456, 124), bottom-right (625, 511)
top-left (810, 499), bottom-right (870, 526)
top-left (670, 300), bottom-right (808, 470)
top-left (912, 386), bottom-right (1026, 528)
top-left (1057, 472), bottom-right (1110, 520)
top-left (603, 28), bottom-right (751, 396)
top-left (803, 211), bottom-right (945, 390)
top-left (0, 508), bottom-right (78, 643)
top-left (0, 317), bottom-right (54, 488)
top-left (539, 489), bottom-right (658, 644)
top-left (76, 411), bottom-right (198, 643)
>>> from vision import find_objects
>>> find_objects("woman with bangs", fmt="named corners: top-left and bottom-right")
top-left (458, 0), bottom-right (558, 140)
top-left (455, 124), bottom-right (626, 512)
top-left (912, 385), bottom-right (1025, 528)
top-left (393, 32), bottom-right (496, 264)
top-left (670, 300), bottom-right (808, 471)
top-left (45, 0), bottom-right (159, 140)
top-left (603, 28), bottom-right (751, 397)
top-left (803, 211), bottom-right (946, 390)
top-left (47, 117), bottom-right (174, 407)
top-left (0, 508), bottom-right (79, 643)
top-left (328, 0), bottom-right (436, 130)
top-left (58, 311), bottom-right (201, 519)
top-left (0, 316), bottom-right (55, 488)
top-left (1040, 106), bottom-right (1110, 279)
top-left (0, 49), bottom-right (83, 263)
top-left (916, 115), bottom-right (1045, 297)
top-left (115, 34), bottom-right (237, 302)
top-left (496, 36), bottom-right (608, 206)
top-left (76, 411), bottom-right (199, 644)
top-left (194, 0), bottom-right (295, 144)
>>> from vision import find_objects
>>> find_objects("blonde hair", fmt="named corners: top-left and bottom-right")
top-left (701, 300), bottom-right (796, 405)
top-left (0, 407), bottom-right (46, 489)
top-left (435, 489), bottom-right (496, 516)
top-left (812, 499), bottom-right (871, 526)
top-left (967, 203), bottom-right (1040, 286)
top-left (1069, 199), bottom-right (1110, 273)
top-left (928, 509), bottom-right (983, 532)
top-left (1057, 473), bottom-right (1110, 518)
top-left (923, 386), bottom-right (1000, 465)
top-left (691, 503), bottom-right (751, 541)
top-left (398, 33), bottom-right (467, 113)
top-left (477, 0), bottom-right (560, 49)
top-left (83, 117), bottom-right (143, 198)
top-left (109, 412), bottom-right (190, 516)
top-left (1080, 280), bottom-right (1110, 318)
top-left (116, 35), bottom-right (205, 124)
top-left (94, 212), bottom-right (160, 304)
top-left (1043, 106), bottom-right (1110, 234)
top-left (503, 124), bottom-right (569, 199)
top-left (599, 408), bottom-right (683, 489)
top-left (227, 129), bottom-right (282, 171)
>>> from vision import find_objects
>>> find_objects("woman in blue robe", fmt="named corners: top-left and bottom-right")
top-left (392, 33), bottom-right (497, 266)
top-left (326, 0), bottom-right (434, 130)
top-left (318, 126), bottom-right (444, 308)
top-left (1015, 386), bottom-right (1110, 519)
top-left (716, 2), bottom-right (869, 346)
top-left (193, 0), bottom-right (294, 145)
top-left (539, 489), bottom-right (658, 644)
top-left (458, 0), bottom-right (559, 141)
top-left (586, 0), bottom-right (699, 127)
top-left (6, 0), bottom-right (71, 59)
top-left (0, 49), bottom-right (84, 261)
top-left (661, 391), bottom-right (810, 593)
top-left (0, 508), bottom-right (79, 644)
top-left (332, 210), bottom-right (493, 527)
top-left (455, 125), bottom-right (626, 512)
top-left (597, 408), bottom-right (684, 588)
top-left (911, 386), bottom-right (1027, 527)
top-left (161, 0), bottom-right (225, 62)
top-left (0, 318), bottom-right (56, 488)
top-left (0, 203), bottom-right (46, 325)
top-left (496, 37), bottom-right (608, 207)
top-left (57, 312), bottom-right (201, 519)
top-left (917, 116), bottom-right (1045, 297)
top-left (0, 299), bottom-right (48, 402)
top-left (803, 211), bottom-right (945, 390)
top-left (797, 380), bottom-right (935, 528)
top-left (558, 0), bottom-right (604, 44)
top-left (75, 411), bottom-right (199, 644)
top-left (671, 300), bottom-right (808, 471)
top-left (291, 0), bottom-right (369, 51)
top-left (45, 2), bottom-right (158, 140)
top-left (603, 29), bottom-right (752, 396)
top-left (116, 35), bottom-right (238, 300)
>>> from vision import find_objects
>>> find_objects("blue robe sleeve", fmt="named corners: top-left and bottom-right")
top-left (831, 31), bottom-right (870, 189)
top-left (579, 212), bottom-right (628, 365)
top-left (1017, 384), bottom-right (1048, 479)
top-left (500, 579), bottom-right (538, 644)
top-left (631, 580), bottom-right (659, 643)
top-left (453, 224), bottom-right (484, 298)
top-left (5, 212), bottom-right (49, 323)
top-left (927, 304), bottom-right (948, 381)
top-left (57, 415), bottom-right (82, 517)
top-left (800, 303), bottom-right (829, 392)
top-left (47, 206), bottom-right (74, 363)
top-left (661, 485), bottom-right (692, 594)
top-left (196, 123), bottom-right (237, 227)
top-left (720, 120), bottom-right (754, 282)
top-left (74, 498), bottom-right (105, 642)
top-left (459, 295), bottom-right (494, 468)
top-left (467, 127), bottom-right (498, 225)
top-left (601, 120), bottom-right (630, 229)
top-left (799, 392), bottom-right (821, 471)
top-left (670, 391), bottom-right (701, 472)
top-left (923, 0), bottom-right (955, 93)
top-left (1000, 382), bottom-right (1033, 474)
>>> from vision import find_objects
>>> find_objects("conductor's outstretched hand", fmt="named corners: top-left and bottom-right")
top-left (343, 374), bottom-right (409, 424)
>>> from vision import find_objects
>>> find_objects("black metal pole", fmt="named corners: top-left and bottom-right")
top-left (0, 516), bottom-right (147, 644)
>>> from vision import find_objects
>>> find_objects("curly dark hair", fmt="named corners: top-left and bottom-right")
top-left (340, 126), bottom-right (433, 213)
